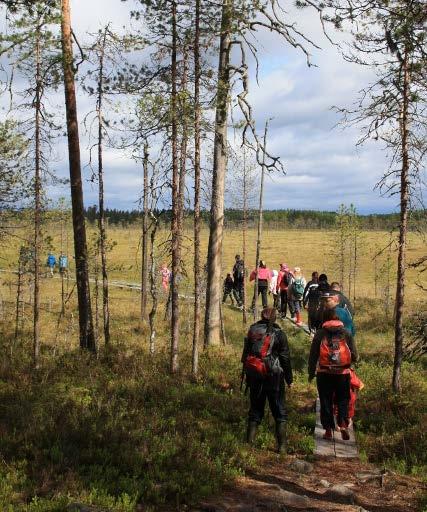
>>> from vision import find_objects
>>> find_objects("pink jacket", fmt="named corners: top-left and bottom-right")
top-left (250, 268), bottom-right (272, 281)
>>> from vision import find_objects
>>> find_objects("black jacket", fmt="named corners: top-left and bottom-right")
top-left (241, 320), bottom-right (293, 386)
top-left (308, 323), bottom-right (358, 381)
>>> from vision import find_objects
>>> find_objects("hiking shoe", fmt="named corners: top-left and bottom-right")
top-left (323, 429), bottom-right (332, 440)
top-left (340, 428), bottom-right (350, 440)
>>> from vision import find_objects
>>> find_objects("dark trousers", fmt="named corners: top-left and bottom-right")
top-left (222, 289), bottom-right (234, 304)
top-left (280, 290), bottom-right (288, 316)
top-left (248, 378), bottom-right (287, 424)
top-left (233, 281), bottom-right (244, 306)
top-left (252, 283), bottom-right (268, 309)
top-left (316, 373), bottom-right (350, 429)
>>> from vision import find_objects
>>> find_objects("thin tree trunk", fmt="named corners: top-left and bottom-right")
top-left (141, 142), bottom-right (149, 321)
top-left (61, 0), bottom-right (95, 352)
top-left (149, 211), bottom-right (158, 355)
top-left (392, 45), bottom-right (410, 393)
top-left (192, 0), bottom-right (201, 376)
top-left (204, 0), bottom-right (231, 347)
top-left (242, 150), bottom-right (247, 324)
top-left (96, 29), bottom-right (110, 345)
top-left (33, 26), bottom-right (42, 368)
top-left (14, 253), bottom-right (23, 344)
top-left (170, 0), bottom-right (180, 372)
top-left (253, 121), bottom-right (268, 321)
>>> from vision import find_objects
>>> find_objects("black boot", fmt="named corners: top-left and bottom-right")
top-left (246, 421), bottom-right (258, 444)
top-left (275, 421), bottom-right (286, 454)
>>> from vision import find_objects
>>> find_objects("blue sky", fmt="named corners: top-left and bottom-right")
top-left (3, 0), bottom-right (425, 214)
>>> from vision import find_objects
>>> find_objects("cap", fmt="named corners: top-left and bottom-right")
top-left (320, 291), bottom-right (339, 299)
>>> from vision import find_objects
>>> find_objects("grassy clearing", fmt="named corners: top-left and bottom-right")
top-left (0, 224), bottom-right (426, 509)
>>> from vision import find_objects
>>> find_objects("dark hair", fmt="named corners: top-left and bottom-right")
top-left (261, 307), bottom-right (276, 323)
top-left (259, 260), bottom-right (266, 268)
top-left (312, 271), bottom-right (319, 278)
top-left (235, 254), bottom-right (240, 260)
top-left (319, 273), bottom-right (328, 282)
top-left (321, 308), bottom-right (339, 323)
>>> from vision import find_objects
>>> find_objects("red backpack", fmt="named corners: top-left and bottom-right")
top-left (319, 332), bottom-right (351, 373)
top-left (243, 324), bottom-right (280, 378)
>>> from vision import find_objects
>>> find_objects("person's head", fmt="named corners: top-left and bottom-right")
top-left (322, 308), bottom-right (340, 323)
top-left (330, 282), bottom-right (341, 292)
top-left (226, 273), bottom-right (231, 278)
top-left (261, 307), bottom-right (276, 323)
top-left (294, 266), bottom-right (302, 276)
top-left (235, 254), bottom-right (240, 261)
top-left (312, 271), bottom-right (319, 281)
top-left (319, 273), bottom-right (328, 283)
top-left (259, 260), bottom-right (266, 268)
top-left (321, 291), bottom-right (339, 310)
top-left (280, 263), bottom-right (288, 272)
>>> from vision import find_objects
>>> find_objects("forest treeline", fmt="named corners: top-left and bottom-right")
top-left (84, 205), bottom-right (427, 231)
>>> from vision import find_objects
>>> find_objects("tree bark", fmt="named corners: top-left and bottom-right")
top-left (61, 0), bottom-right (95, 352)
top-left (149, 211), bottom-right (158, 355)
top-left (192, 0), bottom-right (201, 375)
top-left (253, 121), bottom-right (268, 321)
top-left (242, 150), bottom-right (247, 324)
top-left (33, 24), bottom-right (41, 368)
top-left (392, 45), bottom-right (410, 393)
top-left (204, 0), bottom-right (231, 347)
top-left (141, 142), bottom-right (149, 321)
top-left (96, 28), bottom-right (110, 345)
top-left (170, 0), bottom-right (180, 372)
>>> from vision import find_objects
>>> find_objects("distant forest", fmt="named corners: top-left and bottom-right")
top-left (84, 205), bottom-right (427, 231)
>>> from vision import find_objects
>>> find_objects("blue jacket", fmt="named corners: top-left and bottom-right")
top-left (335, 307), bottom-right (355, 336)
top-left (47, 255), bottom-right (56, 267)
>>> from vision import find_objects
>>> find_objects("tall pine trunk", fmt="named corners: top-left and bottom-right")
top-left (61, 0), bottom-right (95, 352)
top-left (192, 0), bottom-right (201, 375)
top-left (204, 0), bottom-right (231, 347)
top-left (170, 0), bottom-right (180, 372)
top-left (96, 29), bottom-right (110, 345)
top-left (33, 26), bottom-right (41, 368)
top-left (242, 150), bottom-right (247, 324)
top-left (392, 45), bottom-right (410, 393)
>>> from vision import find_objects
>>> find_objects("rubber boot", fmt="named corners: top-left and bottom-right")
top-left (246, 421), bottom-right (258, 444)
top-left (296, 311), bottom-right (302, 326)
top-left (275, 421), bottom-right (286, 454)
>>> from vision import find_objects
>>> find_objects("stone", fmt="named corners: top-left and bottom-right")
top-left (289, 459), bottom-right (314, 474)
top-left (319, 479), bottom-right (331, 488)
top-left (324, 484), bottom-right (355, 505)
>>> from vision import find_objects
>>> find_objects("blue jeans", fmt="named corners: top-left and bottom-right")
top-left (248, 378), bottom-right (287, 424)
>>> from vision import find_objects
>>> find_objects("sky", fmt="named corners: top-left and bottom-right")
top-left (3, 0), bottom-right (426, 214)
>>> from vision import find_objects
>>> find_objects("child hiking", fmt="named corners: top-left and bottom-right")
top-left (222, 273), bottom-right (235, 305)
top-left (288, 267), bottom-right (306, 326)
top-left (250, 260), bottom-right (272, 310)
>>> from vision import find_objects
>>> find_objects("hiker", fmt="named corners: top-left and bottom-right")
top-left (305, 273), bottom-right (329, 333)
top-left (250, 260), bottom-right (272, 310)
top-left (223, 273), bottom-right (235, 305)
top-left (330, 282), bottom-right (355, 318)
top-left (308, 308), bottom-right (358, 441)
top-left (303, 272), bottom-right (319, 305)
top-left (46, 253), bottom-right (56, 276)
top-left (320, 290), bottom-right (355, 336)
top-left (160, 263), bottom-right (171, 292)
top-left (58, 253), bottom-right (68, 276)
top-left (276, 263), bottom-right (291, 318)
top-left (232, 254), bottom-right (245, 307)
top-left (269, 269), bottom-right (279, 309)
top-left (288, 267), bottom-right (306, 326)
top-left (241, 307), bottom-right (293, 453)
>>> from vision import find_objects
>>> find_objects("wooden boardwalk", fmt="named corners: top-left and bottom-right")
top-left (314, 398), bottom-right (359, 459)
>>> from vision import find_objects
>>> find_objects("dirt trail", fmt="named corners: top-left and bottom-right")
top-left (192, 453), bottom-right (425, 512)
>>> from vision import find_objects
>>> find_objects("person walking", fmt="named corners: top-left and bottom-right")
top-left (288, 267), bottom-right (306, 326)
top-left (160, 263), bottom-right (171, 292)
top-left (330, 282), bottom-right (355, 318)
top-left (222, 273), bottom-right (235, 305)
top-left (58, 253), bottom-right (68, 276)
top-left (276, 263), bottom-right (291, 319)
top-left (320, 290), bottom-right (355, 336)
top-left (303, 271), bottom-right (319, 306)
top-left (308, 308), bottom-right (358, 441)
top-left (232, 254), bottom-right (245, 308)
top-left (250, 260), bottom-right (272, 310)
top-left (241, 307), bottom-right (293, 453)
top-left (269, 269), bottom-right (279, 309)
top-left (46, 253), bottom-right (56, 277)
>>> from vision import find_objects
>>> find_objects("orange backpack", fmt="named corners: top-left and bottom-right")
top-left (319, 333), bottom-right (351, 373)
